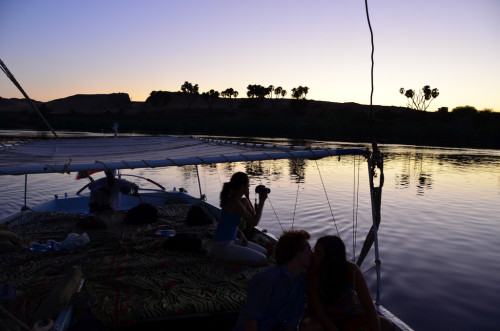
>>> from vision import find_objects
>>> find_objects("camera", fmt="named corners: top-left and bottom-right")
top-left (255, 185), bottom-right (270, 195)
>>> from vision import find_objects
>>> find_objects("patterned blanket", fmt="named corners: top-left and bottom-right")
top-left (0, 203), bottom-right (274, 329)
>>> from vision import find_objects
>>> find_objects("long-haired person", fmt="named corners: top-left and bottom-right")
top-left (300, 235), bottom-right (394, 331)
top-left (210, 172), bottom-right (268, 266)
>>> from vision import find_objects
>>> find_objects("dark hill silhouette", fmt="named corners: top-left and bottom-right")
top-left (0, 97), bottom-right (42, 112)
top-left (45, 93), bottom-right (131, 113)
top-left (1, 92), bottom-right (498, 149)
top-left (1, 92), bottom-right (411, 114)
top-left (0, 93), bottom-right (131, 114)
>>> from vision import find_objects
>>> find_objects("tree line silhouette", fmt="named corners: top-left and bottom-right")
top-left (2, 86), bottom-right (498, 149)
top-left (146, 81), bottom-right (310, 110)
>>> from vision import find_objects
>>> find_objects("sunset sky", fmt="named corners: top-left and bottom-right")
top-left (1, 0), bottom-right (499, 112)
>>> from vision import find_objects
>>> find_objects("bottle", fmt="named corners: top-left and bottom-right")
top-left (47, 240), bottom-right (62, 251)
top-left (32, 318), bottom-right (54, 331)
top-left (155, 230), bottom-right (176, 237)
top-left (29, 242), bottom-right (49, 252)
top-left (0, 284), bottom-right (21, 301)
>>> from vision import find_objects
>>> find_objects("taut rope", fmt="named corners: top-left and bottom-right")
top-left (0, 58), bottom-right (58, 138)
top-left (315, 159), bottom-right (340, 237)
top-left (352, 155), bottom-right (361, 261)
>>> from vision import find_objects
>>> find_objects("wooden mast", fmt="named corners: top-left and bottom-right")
top-left (356, 142), bottom-right (384, 304)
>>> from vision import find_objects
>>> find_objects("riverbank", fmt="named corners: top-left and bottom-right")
top-left (1, 94), bottom-right (499, 149)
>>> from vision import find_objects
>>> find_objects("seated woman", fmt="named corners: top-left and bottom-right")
top-left (210, 172), bottom-right (268, 266)
top-left (300, 235), bottom-right (394, 331)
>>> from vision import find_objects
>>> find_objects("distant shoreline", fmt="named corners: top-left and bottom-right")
top-left (1, 93), bottom-right (499, 150)
top-left (1, 110), bottom-right (499, 150)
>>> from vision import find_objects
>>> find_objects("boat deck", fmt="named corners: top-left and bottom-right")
top-left (0, 202), bottom-right (274, 330)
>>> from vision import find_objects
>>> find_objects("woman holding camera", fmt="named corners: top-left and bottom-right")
top-left (211, 172), bottom-right (269, 266)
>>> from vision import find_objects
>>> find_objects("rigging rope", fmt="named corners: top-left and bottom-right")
top-left (291, 178), bottom-right (300, 229)
top-left (364, 0), bottom-right (383, 307)
top-left (362, 264), bottom-right (376, 274)
top-left (254, 164), bottom-right (284, 232)
top-left (315, 159), bottom-right (339, 237)
top-left (352, 155), bottom-right (357, 259)
top-left (352, 155), bottom-right (362, 261)
top-left (267, 196), bottom-right (284, 232)
top-left (365, 0), bottom-right (375, 140)
top-left (0, 305), bottom-right (31, 331)
top-left (202, 165), bottom-right (206, 193)
top-left (0, 58), bottom-right (58, 139)
top-left (215, 164), bottom-right (223, 187)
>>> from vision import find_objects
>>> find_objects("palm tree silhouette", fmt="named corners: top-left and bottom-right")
top-left (221, 88), bottom-right (238, 109)
top-left (201, 89), bottom-right (219, 110)
top-left (180, 81), bottom-right (199, 110)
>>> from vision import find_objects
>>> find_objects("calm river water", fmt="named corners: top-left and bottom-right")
top-left (1, 132), bottom-right (499, 330)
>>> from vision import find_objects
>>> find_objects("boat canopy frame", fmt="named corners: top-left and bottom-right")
top-left (0, 136), bottom-right (368, 176)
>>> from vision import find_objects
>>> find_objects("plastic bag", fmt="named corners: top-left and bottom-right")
top-left (61, 232), bottom-right (90, 251)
